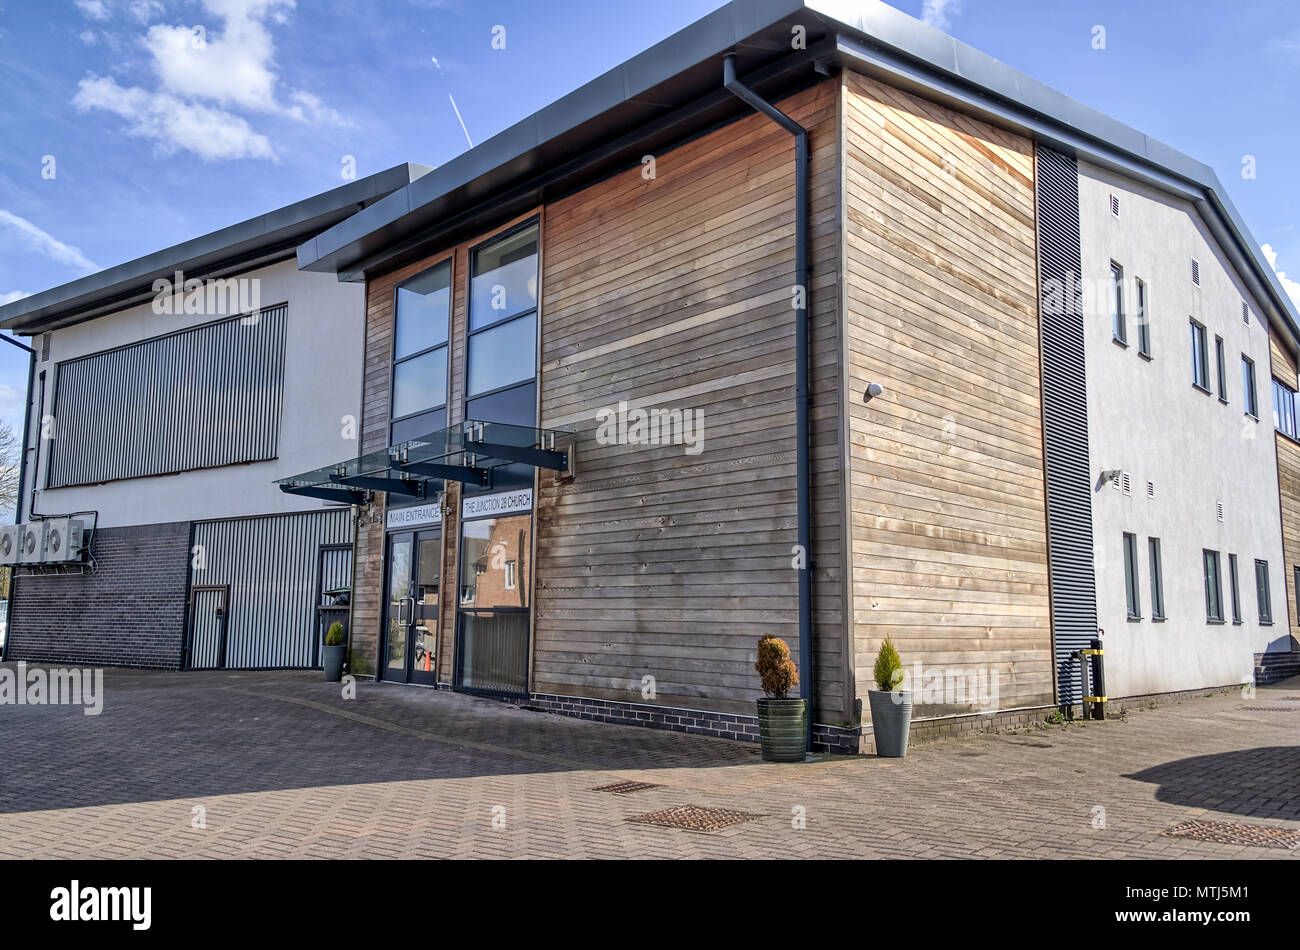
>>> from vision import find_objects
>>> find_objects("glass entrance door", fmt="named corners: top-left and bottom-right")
top-left (382, 530), bottom-right (442, 685)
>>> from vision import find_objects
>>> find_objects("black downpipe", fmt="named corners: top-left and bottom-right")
top-left (0, 333), bottom-right (35, 662)
top-left (723, 54), bottom-right (814, 752)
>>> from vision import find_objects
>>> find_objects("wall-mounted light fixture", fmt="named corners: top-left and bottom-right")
top-left (863, 382), bottom-right (883, 403)
top-left (1099, 469), bottom-right (1122, 486)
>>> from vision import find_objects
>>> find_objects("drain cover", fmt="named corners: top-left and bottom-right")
top-left (591, 781), bottom-right (661, 795)
top-left (1241, 706), bottom-right (1300, 712)
top-left (627, 804), bottom-right (762, 832)
top-left (1164, 819), bottom-right (1300, 850)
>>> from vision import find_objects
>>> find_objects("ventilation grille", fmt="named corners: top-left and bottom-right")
top-left (1122, 472), bottom-right (1132, 496)
top-left (1191, 258), bottom-right (1201, 287)
top-left (39, 333), bottom-right (51, 361)
top-left (1110, 194), bottom-right (1120, 218)
top-left (1147, 480), bottom-right (1155, 500)
top-left (1243, 301), bottom-right (1251, 325)
top-left (1035, 146), bottom-right (1099, 707)
top-left (1217, 501), bottom-right (1225, 522)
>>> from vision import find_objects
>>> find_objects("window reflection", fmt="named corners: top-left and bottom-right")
top-left (459, 514), bottom-right (530, 609)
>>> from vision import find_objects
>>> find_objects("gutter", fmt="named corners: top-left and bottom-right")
top-left (723, 54), bottom-right (815, 752)
top-left (0, 332), bottom-right (35, 661)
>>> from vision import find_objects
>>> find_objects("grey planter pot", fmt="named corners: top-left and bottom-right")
top-left (868, 690), bottom-right (913, 757)
top-left (757, 698), bottom-right (808, 762)
top-left (322, 644), bottom-right (346, 682)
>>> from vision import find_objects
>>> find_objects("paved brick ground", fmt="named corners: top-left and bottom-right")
top-left (1, 664), bottom-right (1297, 859)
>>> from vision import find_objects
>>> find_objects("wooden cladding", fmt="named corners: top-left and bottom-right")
top-left (535, 79), bottom-right (847, 721)
top-left (1271, 334), bottom-right (1298, 389)
top-left (48, 306), bottom-right (286, 488)
top-left (1276, 436), bottom-right (1300, 647)
top-left (842, 71), bottom-right (1054, 716)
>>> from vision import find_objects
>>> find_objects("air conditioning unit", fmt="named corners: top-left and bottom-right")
top-left (42, 517), bottom-right (86, 563)
top-left (19, 522), bottom-right (45, 564)
top-left (0, 525), bottom-right (19, 566)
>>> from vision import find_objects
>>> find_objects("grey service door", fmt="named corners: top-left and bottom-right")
top-left (188, 586), bottom-right (230, 670)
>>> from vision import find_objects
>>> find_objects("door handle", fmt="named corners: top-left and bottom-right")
top-left (397, 596), bottom-right (413, 627)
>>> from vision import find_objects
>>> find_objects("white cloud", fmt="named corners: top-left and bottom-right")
top-left (128, 0), bottom-right (165, 23)
top-left (0, 292), bottom-right (30, 306)
top-left (921, 0), bottom-right (963, 31)
top-left (74, 0), bottom-right (344, 159)
top-left (0, 211), bottom-right (100, 274)
top-left (1263, 244), bottom-right (1300, 309)
top-left (79, 30), bottom-right (98, 45)
top-left (75, 0), bottom-right (110, 20)
top-left (73, 75), bottom-right (276, 161)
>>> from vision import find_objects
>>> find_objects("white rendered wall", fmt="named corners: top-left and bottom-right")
top-left (1078, 160), bottom-right (1288, 699)
top-left (23, 258), bottom-right (363, 529)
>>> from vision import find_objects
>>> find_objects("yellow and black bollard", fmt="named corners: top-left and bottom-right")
top-left (1081, 638), bottom-right (1106, 720)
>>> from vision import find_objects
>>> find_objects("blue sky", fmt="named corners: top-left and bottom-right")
top-left (0, 0), bottom-right (1298, 448)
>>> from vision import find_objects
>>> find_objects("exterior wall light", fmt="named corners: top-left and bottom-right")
top-left (863, 382), bottom-right (883, 402)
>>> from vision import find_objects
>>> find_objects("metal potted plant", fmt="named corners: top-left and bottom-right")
top-left (869, 636), bottom-right (912, 757)
top-left (322, 621), bottom-right (346, 683)
top-left (754, 634), bottom-right (806, 763)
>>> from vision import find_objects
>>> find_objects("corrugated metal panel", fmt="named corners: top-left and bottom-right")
top-left (1036, 145), bottom-right (1100, 705)
top-left (47, 305), bottom-right (287, 488)
top-left (319, 547), bottom-right (351, 601)
top-left (189, 509), bottom-right (352, 669)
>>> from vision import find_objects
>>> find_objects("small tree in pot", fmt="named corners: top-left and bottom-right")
top-left (868, 636), bottom-right (912, 757)
top-left (322, 621), bottom-right (346, 683)
top-left (754, 634), bottom-right (807, 762)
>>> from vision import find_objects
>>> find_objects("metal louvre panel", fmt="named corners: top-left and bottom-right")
top-left (47, 305), bottom-right (287, 488)
top-left (319, 547), bottom-right (351, 601)
top-left (190, 509), bottom-right (352, 669)
top-left (1036, 145), bottom-right (1099, 704)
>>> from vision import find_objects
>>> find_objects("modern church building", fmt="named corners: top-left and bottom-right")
top-left (4, 0), bottom-right (1298, 752)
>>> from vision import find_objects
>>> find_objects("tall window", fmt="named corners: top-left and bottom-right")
top-left (1215, 336), bottom-right (1227, 403)
top-left (1229, 553), bottom-right (1242, 624)
top-left (1148, 537), bottom-right (1165, 620)
top-left (1123, 533), bottom-right (1141, 619)
top-left (1256, 559), bottom-right (1273, 624)
top-left (1242, 356), bottom-right (1259, 418)
top-left (1203, 549), bottom-right (1223, 622)
top-left (1190, 320), bottom-right (1210, 391)
top-left (1135, 278), bottom-right (1150, 356)
top-left (390, 260), bottom-right (452, 444)
top-left (1110, 262), bottom-right (1126, 344)
top-left (1274, 380), bottom-right (1298, 438)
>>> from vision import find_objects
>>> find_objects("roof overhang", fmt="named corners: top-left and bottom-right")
top-left (295, 0), bottom-right (1300, 355)
top-left (0, 163), bottom-right (433, 336)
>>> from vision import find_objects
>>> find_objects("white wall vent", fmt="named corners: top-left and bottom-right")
top-left (1217, 501), bottom-right (1225, 522)
top-left (1242, 301), bottom-right (1251, 325)
top-left (1191, 257), bottom-right (1201, 287)
top-left (1110, 194), bottom-right (1120, 218)
top-left (1147, 480), bottom-right (1155, 499)
top-left (1122, 472), bottom-right (1132, 496)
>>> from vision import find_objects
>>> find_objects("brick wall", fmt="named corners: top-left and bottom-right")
top-left (5, 521), bottom-right (192, 669)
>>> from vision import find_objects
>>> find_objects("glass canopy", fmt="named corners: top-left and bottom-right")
top-left (275, 420), bottom-right (572, 504)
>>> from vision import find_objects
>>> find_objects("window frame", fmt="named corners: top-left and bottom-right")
top-left (388, 257), bottom-right (454, 437)
top-left (1190, 319), bottom-right (1210, 393)
top-left (1229, 552), bottom-right (1242, 624)
top-left (463, 218), bottom-right (541, 407)
top-left (1242, 355), bottom-right (1259, 419)
top-left (1135, 278), bottom-right (1150, 357)
top-left (1203, 549), bottom-right (1224, 623)
top-left (1273, 379), bottom-right (1298, 439)
top-left (1148, 537), bottom-right (1165, 621)
top-left (1110, 261), bottom-right (1127, 346)
top-left (1255, 559), bottom-right (1273, 625)
top-left (1123, 532), bottom-right (1142, 620)
top-left (1215, 335), bottom-right (1227, 404)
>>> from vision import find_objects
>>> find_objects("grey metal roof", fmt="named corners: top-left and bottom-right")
top-left (0, 163), bottom-right (432, 335)
top-left (294, 0), bottom-right (1300, 350)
